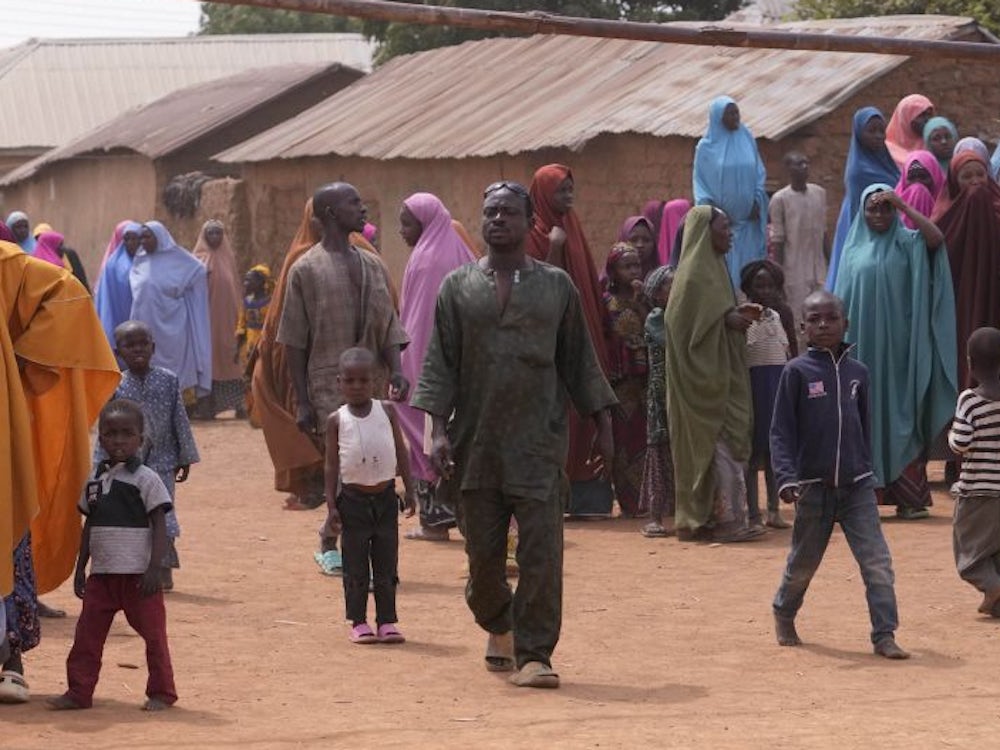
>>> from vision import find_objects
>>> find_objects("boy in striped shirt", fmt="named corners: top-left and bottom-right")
top-left (949, 326), bottom-right (1000, 618)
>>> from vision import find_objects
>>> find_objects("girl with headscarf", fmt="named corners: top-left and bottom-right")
top-left (527, 164), bottom-right (613, 514)
top-left (932, 150), bottom-right (1000, 392)
top-left (602, 243), bottom-right (650, 517)
top-left (248, 199), bottom-right (387, 511)
top-left (922, 116), bottom-right (957, 174)
top-left (130, 221), bottom-right (211, 397)
top-left (885, 94), bottom-right (935, 168)
top-left (236, 264), bottom-right (273, 371)
top-left (616, 216), bottom-right (658, 279)
top-left (4, 212), bottom-right (35, 254)
top-left (191, 220), bottom-right (245, 418)
top-left (826, 107), bottom-right (900, 289)
top-left (666, 206), bottom-right (764, 543)
top-left (396, 192), bottom-right (476, 540)
top-left (94, 220), bottom-right (142, 346)
top-left (638, 265), bottom-right (676, 537)
top-left (693, 96), bottom-right (768, 286)
top-left (895, 150), bottom-right (946, 229)
top-left (834, 184), bottom-right (956, 519)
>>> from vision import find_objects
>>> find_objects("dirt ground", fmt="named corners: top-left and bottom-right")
top-left (5, 419), bottom-right (1000, 749)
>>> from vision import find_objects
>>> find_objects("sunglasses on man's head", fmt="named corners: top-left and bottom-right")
top-left (484, 181), bottom-right (529, 199)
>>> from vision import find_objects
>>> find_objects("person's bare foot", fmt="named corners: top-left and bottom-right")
top-left (142, 697), bottom-right (171, 711)
top-left (47, 694), bottom-right (85, 710)
top-left (37, 600), bottom-right (66, 618)
top-left (874, 637), bottom-right (910, 660)
top-left (404, 526), bottom-right (450, 542)
top-left (765, 511), bottom-right (791, 529)
top-left (774, 613), bottom-right (801, 646)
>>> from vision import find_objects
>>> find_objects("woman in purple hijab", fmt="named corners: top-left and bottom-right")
top-left (396, 192), bottom-right (476, 541)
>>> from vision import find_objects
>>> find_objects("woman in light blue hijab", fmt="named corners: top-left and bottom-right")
top-left (693, 96), bottom-right (768, 286)
top-left (4, 211), bottom-right (36, 254)
top-left (834, 183), bottom-right (956, 519)
top-left (129, 220), bottom-right (212, 396)
top-left (94, 220), bottom-right (142, 347)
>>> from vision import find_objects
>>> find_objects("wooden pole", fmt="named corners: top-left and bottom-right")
top-left (203, 0), bottom-right (1000, 60)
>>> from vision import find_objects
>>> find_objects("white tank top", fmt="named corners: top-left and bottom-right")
top-left (337, 400), bottom-right (397, 486)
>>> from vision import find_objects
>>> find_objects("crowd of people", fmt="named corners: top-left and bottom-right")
top-left (3, 88), bottom-right (1000, 702)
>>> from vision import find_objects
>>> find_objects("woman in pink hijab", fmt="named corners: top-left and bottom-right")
top-left (895, 150), bottom-right (946, 229)
top-left (396, 192), bottom-right (476, 541)
top-left (885, 94), bottom-right (934, 169)
top-left (659, 199), bottom-right (692, 266)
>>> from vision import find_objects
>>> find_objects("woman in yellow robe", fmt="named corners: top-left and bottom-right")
top-left (1, 239), bottom-right (118, 700)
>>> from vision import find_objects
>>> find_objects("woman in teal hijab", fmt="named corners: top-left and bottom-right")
top-left (833, 183), bottom-right (957, 519)
top-left (922, 116), bottom-right (957, 175)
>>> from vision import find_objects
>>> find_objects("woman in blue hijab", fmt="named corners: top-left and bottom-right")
top-left (129, 220), bottom-right (212, 396)
top-left (693, 96), bottom-right (768, 286)
top-left (94, 220), bottom-right (142, 347)
top-left (826, 108), bottom-right (900, 289)
top-left (834, 183), bottom-right (956, 519)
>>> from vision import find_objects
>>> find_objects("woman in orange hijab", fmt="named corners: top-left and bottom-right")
top-left (528, 164), bottom-right (614, 514)
top-left (249, 199), bottom-right (390, 510)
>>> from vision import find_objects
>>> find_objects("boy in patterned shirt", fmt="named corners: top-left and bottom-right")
top-left (98, 320), bottom-right (199, 590)
top-left (49, 399), bottom-right (177, 710)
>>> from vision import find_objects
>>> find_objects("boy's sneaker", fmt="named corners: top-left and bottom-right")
top-left (874, 636), bottom-right (910, 660)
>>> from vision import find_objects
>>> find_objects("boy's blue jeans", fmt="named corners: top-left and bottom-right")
top-left (773, 479), bottom-right (899, 644)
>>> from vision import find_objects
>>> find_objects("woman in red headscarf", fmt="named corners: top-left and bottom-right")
top-left (933, 150), bottom-right (1000, 390)
top-left (528, 164), bottom-right (613, 514)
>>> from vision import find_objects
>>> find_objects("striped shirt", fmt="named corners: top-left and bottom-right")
top-left (79, 461), bottom-right (173, 574)
top-left (949, 389), bottom-right (1000, 498)
top-left (745, 308), bottom-right (789, 368)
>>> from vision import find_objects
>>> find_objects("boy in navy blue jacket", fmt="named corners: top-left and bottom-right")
top-left (770, 291), bottom-right (908, 659)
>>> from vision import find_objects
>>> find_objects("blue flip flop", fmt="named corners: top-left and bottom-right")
top-left (313, 550), bottom-right (343, 576)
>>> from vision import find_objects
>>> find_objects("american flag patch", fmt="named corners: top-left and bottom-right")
top-left (808, 381), bottom-right (826, 398)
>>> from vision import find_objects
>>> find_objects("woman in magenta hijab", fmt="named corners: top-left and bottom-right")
top-left (397, 192), bottom-right (476, 541)
top-left (896, 150), bottom-right (946, 229)
top-left (32, 231), bottom-right (65, 268)
top-left (659, 199), bottom-right (692, 266)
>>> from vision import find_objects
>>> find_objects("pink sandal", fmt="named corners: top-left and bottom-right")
top-left (377, 623), bottom-right (406, 644)
top-left (350, 623), bottom-right (378, 644)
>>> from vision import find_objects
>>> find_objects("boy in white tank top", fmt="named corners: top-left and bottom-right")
top-left (325, 348), bottom-right (416, 643)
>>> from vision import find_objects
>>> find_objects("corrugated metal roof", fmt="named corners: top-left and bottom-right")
top-left (0, 62), bottom-right (364, 187)
top-left (215, 15), bottom-right (991, 163)
top-left (0, 34), bottom-right (375, 149)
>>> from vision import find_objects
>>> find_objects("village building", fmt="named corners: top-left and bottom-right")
top-left (210, 15), bottom-right (1000, 282)
top-left (0, 33), bottom-right (374, 174)
top-left (0, 62), bottom-right (364, 276)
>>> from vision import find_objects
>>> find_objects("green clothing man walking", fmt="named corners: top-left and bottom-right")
top-left (411, 181), bottom-right (615, 689)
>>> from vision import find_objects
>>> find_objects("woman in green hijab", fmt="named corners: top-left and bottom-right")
top-left (834, 183), bottom-right (956, 519)
top-left (665, 206), bottom-right (765, 543)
